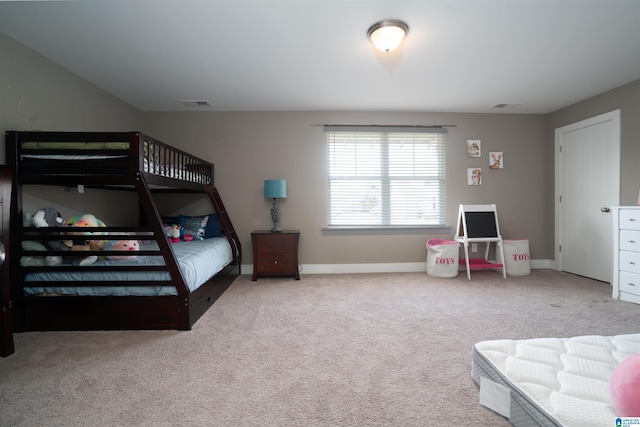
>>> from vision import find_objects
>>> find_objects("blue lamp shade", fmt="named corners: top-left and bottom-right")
top-left (264, 180), bottom-right (287, 199)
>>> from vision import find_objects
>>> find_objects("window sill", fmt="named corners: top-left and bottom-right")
top-left (321, 226), bottom-right (453, 236)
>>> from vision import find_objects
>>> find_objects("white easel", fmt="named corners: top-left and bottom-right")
top-left (454, 204), bottom-right (506, 280)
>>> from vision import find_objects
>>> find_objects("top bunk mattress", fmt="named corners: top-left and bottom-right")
top-left (12, 132), bottom-right (214, 185)
top-left (24, 237), bottom-right (233, 297)
top-left (20, 153), bottom-right (207, 181)
top-left (471, 333), bottom-right (640, 426)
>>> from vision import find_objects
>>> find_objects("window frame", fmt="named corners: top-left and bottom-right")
top-left (324, 126), bottom-right (448, 233)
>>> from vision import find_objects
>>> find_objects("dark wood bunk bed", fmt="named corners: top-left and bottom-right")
top-left (5, 130), bottom-right (241, 332)
top-left (1, 166), bottom-right (14, 356)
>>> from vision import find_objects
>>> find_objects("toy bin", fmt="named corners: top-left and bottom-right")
top-left (426, 239), bottom-right (459, 278)
top-left (503, 239), bottom-right (531, 276)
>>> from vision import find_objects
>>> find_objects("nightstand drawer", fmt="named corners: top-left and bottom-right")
top-left (620, 270), bottom-right (640, 296)
top-left (620, 230), bottom-right (640, 252)
top-left (254, 234), bottom-right (296, 253)
top-left (256, 253), bottom-right (296, 273)
top-left (619, 250), bottom-right (640, 274)
top-left (620, 210), bottom-right (640, 231)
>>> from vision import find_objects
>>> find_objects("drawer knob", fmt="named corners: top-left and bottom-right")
top-left (630, 218), bottom-right (637, 222)
top-left (274, 260), bottom-right (278, 264)
top-left (629, 282), bottom-right (636, 287)
top-left (630, 261), bottom-right (637, 265)
top-left (629, 240), bottom-right (636, 244)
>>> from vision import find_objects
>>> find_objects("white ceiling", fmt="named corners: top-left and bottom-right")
top-left (1, 0), bottom-right (639, 114)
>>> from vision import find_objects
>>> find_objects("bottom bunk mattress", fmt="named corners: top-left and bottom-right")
top-left (23, 237), bottom-right (233, 297)
top-left (471, 333), bottom-right (640, 426)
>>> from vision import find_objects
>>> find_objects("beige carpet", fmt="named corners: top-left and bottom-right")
top-left (1, 270), bottom-right (639, 426)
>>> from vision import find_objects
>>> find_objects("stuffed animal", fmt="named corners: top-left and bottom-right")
top-left (610, 354), bottom-right (640, 416)
top-left (103, 240), bottom-right (140, 260)
top-left (20, 240), bottom-right (48, 267)
top-left (29, 206), bottom-right (73, 266)
top-left (32, 206), bottom-right (65, 228)
top-left (64, 213), bottom-right (107, 229)
top-left (64, 213), bottom-right (108, 253)
top-left (165, 224), bottom-right (181, 243)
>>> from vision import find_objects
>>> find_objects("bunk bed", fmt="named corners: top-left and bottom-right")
top-left (5, 131), bottom-right (241, 332)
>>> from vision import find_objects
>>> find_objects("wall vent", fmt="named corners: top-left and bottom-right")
top-left (181, 100), bottom-right (212, 107)
top-left (491, 103), bottom-right (521, 109)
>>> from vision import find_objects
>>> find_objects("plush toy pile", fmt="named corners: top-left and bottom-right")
top-left (163, 214), bottom-right (219, 243)
top-left (24, 206), bottom-right (101, 266)
top-left (21, 207), bottom-right (140, 266)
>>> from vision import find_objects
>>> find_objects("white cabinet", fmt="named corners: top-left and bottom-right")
top-left (612, 207), bottom-right (640, 304)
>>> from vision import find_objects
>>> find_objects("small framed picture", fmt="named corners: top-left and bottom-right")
top-left (489, 152), bottom-right (504, 169)
top-left (466, 140), bottom-right (481, 157)
top-left (467, 168), bottom-right (482, 185)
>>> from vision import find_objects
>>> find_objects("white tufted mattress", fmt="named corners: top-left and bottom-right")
top-left (471, 333), bottom-right (640, 426)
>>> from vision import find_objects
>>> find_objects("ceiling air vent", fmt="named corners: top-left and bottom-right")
top-left (181, 100), bottom-right (212, 107)
top-left (491, 103), bottom-right (521, 109)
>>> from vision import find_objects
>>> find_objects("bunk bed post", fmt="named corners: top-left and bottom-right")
top-left (5, 132), bottom-right (25, 333)
top-left (1, 167), bottom-right (15, 356)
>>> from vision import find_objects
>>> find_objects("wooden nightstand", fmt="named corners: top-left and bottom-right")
top-left (251, 230), bottom-right (300, 281)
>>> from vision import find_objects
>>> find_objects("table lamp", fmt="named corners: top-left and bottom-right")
top-left (264, 179), bottom-right (287, 233)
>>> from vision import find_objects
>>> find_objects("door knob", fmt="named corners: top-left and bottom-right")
top-left (601, 207), bottom-right (610, 213)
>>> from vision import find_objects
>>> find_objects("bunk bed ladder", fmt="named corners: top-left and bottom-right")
top-left (205, 185), bottom-right (241, 266)
top-left (136, 175), bottom-right (191, 329)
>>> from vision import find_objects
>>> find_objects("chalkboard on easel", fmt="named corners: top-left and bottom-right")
top-left (464, 211), bottom-right (498, 238)
top-left (456, 205), bottom-right (501, 239)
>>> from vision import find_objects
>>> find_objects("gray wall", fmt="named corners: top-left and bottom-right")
top-left (0, 33), bottom-right (143, 155)
top-left (3, 31), bottom-right (639, 269)
top-left (0, 33), bottom-right (145, 225)
top-left (549, 79), bottom-right (640, 206)
top-left (142, 112), bottom-right (550, 267)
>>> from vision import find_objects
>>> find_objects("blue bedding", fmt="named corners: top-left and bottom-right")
top-left (24, 238), bottom-right (233, 297)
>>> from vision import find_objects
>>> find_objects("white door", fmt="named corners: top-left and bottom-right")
top-left (555, 110), bottom-right (620, 282)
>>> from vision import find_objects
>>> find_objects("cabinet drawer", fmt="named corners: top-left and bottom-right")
top-left (619, 271), bottom-right (640, 296)
top-left (255, 234), bottom-right (296, 253)
top-left (620, 230), bottom-right (640, 252)
top-left (256, 253), bottom-right (296, 273)
top-left (619, 209), bottom-right (640, 231)
top-left (619, 250), bottom-right (640, 274)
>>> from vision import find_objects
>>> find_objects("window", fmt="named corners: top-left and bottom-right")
top-left (326, 126), bottom-right (446, 227)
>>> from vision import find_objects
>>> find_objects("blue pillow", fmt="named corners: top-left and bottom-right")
top-left (205, 213), bottom-right (222, 238)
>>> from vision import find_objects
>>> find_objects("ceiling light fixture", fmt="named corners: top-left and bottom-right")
top-left (367, 19), bottom-right (409, 53)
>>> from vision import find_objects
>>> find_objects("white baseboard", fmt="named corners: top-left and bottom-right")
top-left (242, 259), bottom-right (555, 276)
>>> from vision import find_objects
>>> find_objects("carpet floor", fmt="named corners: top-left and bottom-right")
top-left (1, 269), bottom-right (639, 426)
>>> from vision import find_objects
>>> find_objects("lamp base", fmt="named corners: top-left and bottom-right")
top-left (270, 199), bottom-right (282, 233)
top-left (271, 225), bottom-right (282, 233)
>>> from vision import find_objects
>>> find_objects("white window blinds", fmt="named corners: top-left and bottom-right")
top-left (327, 127), bottom-right (446, 226)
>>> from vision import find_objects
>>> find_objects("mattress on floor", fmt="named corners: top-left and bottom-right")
top-left (471, 333), bottom-right (640, 426)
